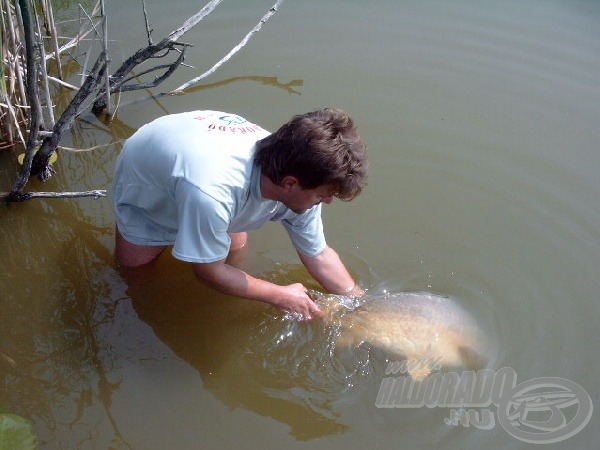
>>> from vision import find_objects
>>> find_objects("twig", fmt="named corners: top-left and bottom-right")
top-left (0, 102), bottom-right (30, 109)
top-left (168, 0), bottom-right (224, 42)
top-left (171, 0), bottom-right (285, 93)
top-left (58, 142), bottom-right (121, 152)
top-left (1, 96), bottom-right (15, 143)
top-left (4, 96), bottom-right (26, 145)
top-left (47, 75), bottom-right (78, 90)
top-left (119, 49), bottom-right (185, 92)
top-left (142, 0), bottom-right (153, 45)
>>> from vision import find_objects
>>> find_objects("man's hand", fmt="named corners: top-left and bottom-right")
top-left (271, 283), bottom-right (323, 320)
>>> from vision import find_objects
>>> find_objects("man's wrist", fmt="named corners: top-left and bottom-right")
top-left (343, 283), bottom-right (364, 298)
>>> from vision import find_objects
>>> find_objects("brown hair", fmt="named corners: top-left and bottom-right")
top-left (254, 108), bottom-right (369, 200)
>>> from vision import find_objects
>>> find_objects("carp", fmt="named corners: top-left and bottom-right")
top-left (310, 290), bottom-right (488, 380)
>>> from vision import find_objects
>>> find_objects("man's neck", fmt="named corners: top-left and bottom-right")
top-left (259, 173), bottom-right (280, 202)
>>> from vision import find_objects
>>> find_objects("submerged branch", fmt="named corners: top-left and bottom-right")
top-left (0, 190), bottom-right (107, 201)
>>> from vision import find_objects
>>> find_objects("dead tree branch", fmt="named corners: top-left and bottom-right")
top-left (92, 0), bottom-right (224, 114)
top-left (6, 53), bottom-right (108, 201)
top-left (10, 0), bottom-right (43, 199)
top-left (0, 190), bottom-right (107, 201)
top-left (31, 53), bottom-right (108, 180)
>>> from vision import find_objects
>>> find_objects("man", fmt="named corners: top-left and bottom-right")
top-left (113, 108), bottom-right (368, 320)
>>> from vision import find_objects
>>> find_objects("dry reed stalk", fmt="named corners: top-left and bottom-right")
top-left (42, 0), bottom-right (62, 79)
top-left (33, 5), bottom-right (55, 126)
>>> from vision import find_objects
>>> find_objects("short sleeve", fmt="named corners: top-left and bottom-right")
top-left (172, 179), bottom-right (231, 263)
top-left (281, 204), bottom-right (326, 257)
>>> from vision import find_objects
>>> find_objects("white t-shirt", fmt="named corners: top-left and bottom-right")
top-left (112, 110), bottom-right (326, 263)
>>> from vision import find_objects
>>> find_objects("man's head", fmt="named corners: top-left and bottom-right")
top-left (254, 108), bottom-right (369, 202)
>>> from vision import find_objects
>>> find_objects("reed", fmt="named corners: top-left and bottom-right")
top-left (0, 0), bottom-right (66, 147)
top-left (1, 0), bottom-right (287, 201)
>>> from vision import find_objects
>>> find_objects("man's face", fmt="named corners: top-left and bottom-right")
top-left (282, 183), bottom-right (336, 214)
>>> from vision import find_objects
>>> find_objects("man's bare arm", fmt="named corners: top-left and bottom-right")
top-left (191, 260), bottom-right (322, 319)
top-left (298, 245), bottom-right (364, 297)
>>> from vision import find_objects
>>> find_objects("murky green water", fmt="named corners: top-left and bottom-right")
top-left (1, 0), bottom-right (599, 448)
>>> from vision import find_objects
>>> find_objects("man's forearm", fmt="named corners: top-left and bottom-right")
top-left (191, 260), bottom-right (323, 318)
top-left (192, 261), bottom-right (278, 305)
top-left (299, 246), bottom-right (363, 296)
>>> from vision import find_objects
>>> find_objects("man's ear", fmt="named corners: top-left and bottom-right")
top-left (280, 175), bottom-right (300, 190)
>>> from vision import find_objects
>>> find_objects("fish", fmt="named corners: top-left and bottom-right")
top-left (309, 290), bottom-right (488, 380)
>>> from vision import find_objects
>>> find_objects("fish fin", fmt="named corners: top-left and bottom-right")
top-left (458, 346), bottom-right (486, 371)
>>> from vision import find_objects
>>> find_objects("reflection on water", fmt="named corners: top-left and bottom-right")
top-left (184, 76), bottom-right (303, 96)
top-left (110, 76), bottom-right (304, 115)
top-left (126, 257), bottom-right (350, 441)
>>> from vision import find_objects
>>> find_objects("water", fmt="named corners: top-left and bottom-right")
top-left (1, 0), bottom-right (599, 448)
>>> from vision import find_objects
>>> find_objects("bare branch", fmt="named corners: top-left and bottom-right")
top-left (47, 75), bottom-right (78, 90)
top-left (171, 0), bottom-right (285, 93)
top-left (92, 0), bottom-right (224, 114)
top-left (1, 190), bottom-right (107, 201)
top-left (58, 142), bottom-right (121, 152)
top-left (119, 48), bottom-right (186, 92)
top-left (168, 0), bottom-right (224, 42)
